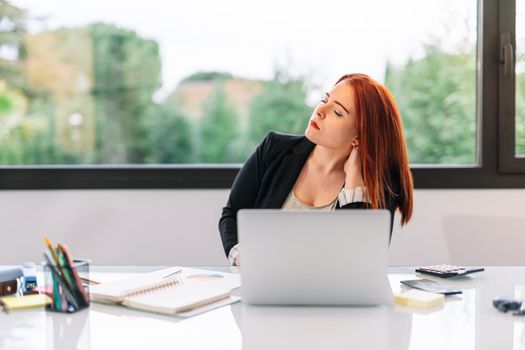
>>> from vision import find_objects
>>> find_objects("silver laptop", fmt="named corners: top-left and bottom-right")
top-left (237, 209), bottom-right (393, 306)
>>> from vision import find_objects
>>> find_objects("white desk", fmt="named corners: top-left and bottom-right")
top-left (0, 266), bottom-right (524, 350)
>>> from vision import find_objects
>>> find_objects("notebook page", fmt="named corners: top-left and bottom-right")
top-left (175, 296), bottom-right (242, 318)
top-left (90, 267), bottom-right (182, 302)
top-left (178, 267), bottom-right (241, 291)
top-left (90, 267), bottom-right (241, 303)
top-left (122, 285), bottom-right (231, 314)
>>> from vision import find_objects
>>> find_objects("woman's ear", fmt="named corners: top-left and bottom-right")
top-left (351, 138), bottom-right (359, 147)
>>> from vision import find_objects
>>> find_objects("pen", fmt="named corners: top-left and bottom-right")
top-left (52, 277), bottom-right (60, 309)
top-left (56, 246), bottom-right (75, 289)
top-left (44, 237), bottom-right (74, 291)
top-left (57, 244), bottom-right (89, 305)
top-left (162, 269), bottom-right (182, 279)
top-left (44, 237), bottom-right (60, 266)
top-left (79, 277), bottom-right (101, 285)
top-left (44, 237), bottom-right (78, 307)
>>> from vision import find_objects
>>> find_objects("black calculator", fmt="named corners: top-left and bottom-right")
top-left (415, 265), bottom-right (485, 278)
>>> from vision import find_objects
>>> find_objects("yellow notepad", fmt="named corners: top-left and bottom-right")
top-left (1, 294), bottom-right (52, 310)
top-left (394, 289), bottom-right (444, 308)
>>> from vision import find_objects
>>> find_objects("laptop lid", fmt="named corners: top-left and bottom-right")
top-left (238, 209), bottom-right (392, 306)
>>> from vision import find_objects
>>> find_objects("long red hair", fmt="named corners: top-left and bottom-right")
top-left (336, 74), bottom-right (413, 225)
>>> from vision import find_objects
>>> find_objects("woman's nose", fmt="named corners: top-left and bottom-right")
top-left (316, 107), bottom-right (326, 119)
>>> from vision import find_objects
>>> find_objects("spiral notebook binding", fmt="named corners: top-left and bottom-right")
top-left (123, 275), bottom-right (183, 298)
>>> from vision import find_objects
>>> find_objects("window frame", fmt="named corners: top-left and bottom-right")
top-left (499, 0), bottom-right (525, 172)
top-left (1, 0), bottom-right (525, 190)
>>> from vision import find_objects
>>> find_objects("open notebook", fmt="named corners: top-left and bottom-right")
top-left (89, 267), bottom-right (241, 316)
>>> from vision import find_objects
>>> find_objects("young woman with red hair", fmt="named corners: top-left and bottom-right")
top-left (219, 73), bottom-right (414, 266)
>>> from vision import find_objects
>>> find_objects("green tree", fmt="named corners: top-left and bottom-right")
top-left (146, 104), bottom-right (194, 163)
top-left (0, 96), bottom-right (72, 165)
top-left (180, 71), bottom-right (233, 83)
top-left (385, 44), bottom-right (476, 164)
top-left (245, 72), bottom-right (311, 157)
top-left (199, 84), bottom-right (239, 163)
top-left (0, 0), bottom-right (27, 90)
top-left (0, 85), bottom-right (13, 116)
top-left (90, 23), bottom-right (161, 164)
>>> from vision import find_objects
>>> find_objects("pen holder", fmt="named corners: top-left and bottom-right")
top-left (43, 259), bottom-right (90, 313)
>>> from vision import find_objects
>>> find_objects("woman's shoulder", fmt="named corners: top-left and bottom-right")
top-left (256, 131), bottom-right (313, 167)
top-left (263, 131), bottom-right (306, 148)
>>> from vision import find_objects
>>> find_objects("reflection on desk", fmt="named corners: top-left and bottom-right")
top-left (0, 266), bottom-right (524, 350)
top-left (242, 304), bottom-right (411, 350)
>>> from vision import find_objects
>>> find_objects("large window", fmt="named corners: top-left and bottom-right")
top-left (0, 0), bottom-right (523, 188)
top-left (1, 0), bottom-right (477, 165)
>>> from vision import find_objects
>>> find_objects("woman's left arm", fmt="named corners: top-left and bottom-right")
top-left (339, 142), bottom-right (368, 209)
top-left (340, 142), bottom-right (397, 237)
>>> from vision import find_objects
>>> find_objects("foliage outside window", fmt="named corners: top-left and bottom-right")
top-left (0, 1), bottom-right (481, 166)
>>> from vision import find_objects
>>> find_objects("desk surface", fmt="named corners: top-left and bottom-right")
top-left (0, 266), bottom-right (524, 350)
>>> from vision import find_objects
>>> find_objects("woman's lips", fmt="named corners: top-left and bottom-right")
top-left (310, 120), bottom-right (320, 130)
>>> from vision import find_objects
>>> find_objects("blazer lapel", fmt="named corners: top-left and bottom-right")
top-left (266, 137), bottom-right (315, 208)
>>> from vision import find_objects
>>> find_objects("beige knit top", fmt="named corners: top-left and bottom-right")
top-left (281, 186), bottom-right (338, 210)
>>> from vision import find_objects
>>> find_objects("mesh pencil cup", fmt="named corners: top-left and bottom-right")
top-left (42, 259), bottom-right (90, 313)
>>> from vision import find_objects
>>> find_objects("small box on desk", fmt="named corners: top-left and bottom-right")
top-left (0, 266), bottom-right (23, 296)
top-left (0, 280), bottom-right (18, 296)
top-left (43, 259), bottom-right (90, 313)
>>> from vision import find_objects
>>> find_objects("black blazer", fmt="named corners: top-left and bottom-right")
top-left (219, 131), bottom-right (400, 256)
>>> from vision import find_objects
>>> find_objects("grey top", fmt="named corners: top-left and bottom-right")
top-left (281, 186), bottom-right (338, 211)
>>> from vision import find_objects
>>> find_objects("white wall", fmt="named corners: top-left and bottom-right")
top-left (1, 189), bottom-right (524, 266)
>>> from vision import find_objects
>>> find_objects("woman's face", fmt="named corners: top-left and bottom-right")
top-left (305, 81), bottom-right (358, 151)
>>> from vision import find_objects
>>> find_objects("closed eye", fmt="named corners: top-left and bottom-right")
top-left (321, 97), bottom-right (343, 116)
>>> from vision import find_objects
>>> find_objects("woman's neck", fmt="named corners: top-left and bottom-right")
top-left (309, 145), bottom-right (351, 175)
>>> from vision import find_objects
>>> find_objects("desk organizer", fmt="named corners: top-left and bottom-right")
top-left (43, 259), bottom-right (90, 313)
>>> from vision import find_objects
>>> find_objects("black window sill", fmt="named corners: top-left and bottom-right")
top-left (0, 165), bottom-right (524, 189)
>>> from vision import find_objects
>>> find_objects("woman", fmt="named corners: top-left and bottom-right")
top-left (219, 73), bottom-right (413, 266)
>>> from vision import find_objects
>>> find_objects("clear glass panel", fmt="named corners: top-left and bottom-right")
top-left (516, 0), bottom-right (525, 157)
top-left (0, 0), bottom-right (477, 165)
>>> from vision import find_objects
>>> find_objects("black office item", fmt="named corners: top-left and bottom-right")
top-left (493, 298), bottom-right (525, 316)
top-left (401, 279), bottom-right (462, 295)
top-left (23, 276), bottom-right (38, 294)
top-left (0, 280), bottom-right (18, 296)
top-left (415, 265), bottom-right (485, 278)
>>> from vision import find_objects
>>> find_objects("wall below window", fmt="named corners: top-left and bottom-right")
top-left (1, 189), bottom-right (524, 266)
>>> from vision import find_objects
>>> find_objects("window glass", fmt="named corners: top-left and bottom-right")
top-left (0, 0), bottom-right (477, 165)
